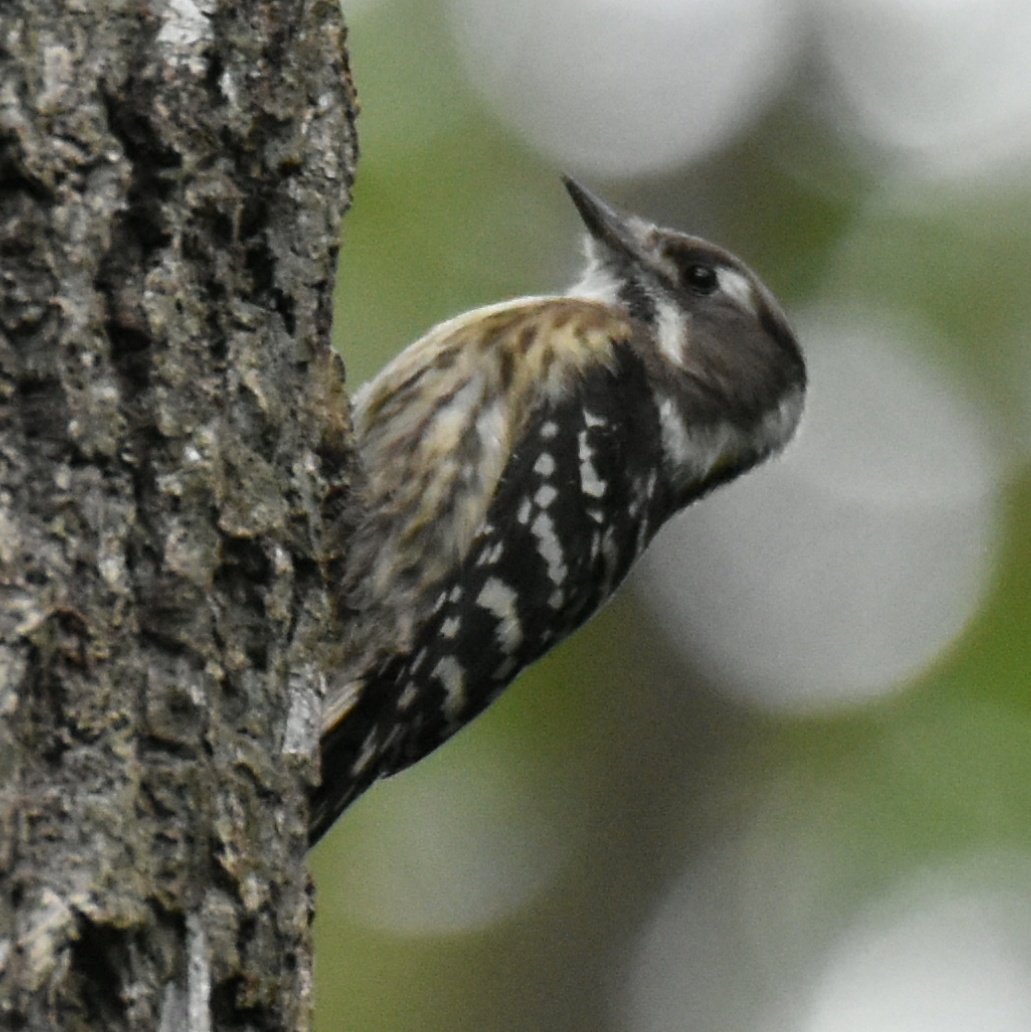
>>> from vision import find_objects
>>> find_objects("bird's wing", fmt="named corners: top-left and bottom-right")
top-left (345, 297), bottom-right (633, 627)
top-left (312, 325), bottom-right (665, 843)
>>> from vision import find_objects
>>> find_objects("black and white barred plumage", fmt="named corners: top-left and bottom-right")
top-left (310, 178), bottom-right (805, 843)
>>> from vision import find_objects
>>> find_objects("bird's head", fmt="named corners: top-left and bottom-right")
top-left (564, 175), bottom-right (806, 474)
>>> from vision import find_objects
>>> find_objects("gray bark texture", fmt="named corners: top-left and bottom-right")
top-left (0, 1), bottom-right (358, 1029)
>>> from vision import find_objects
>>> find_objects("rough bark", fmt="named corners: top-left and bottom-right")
top-left (0, 2), bottom-right (358, 1029)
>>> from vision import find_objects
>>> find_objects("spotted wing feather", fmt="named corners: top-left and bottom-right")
top-left (334, 299), bottom-right (630, 697)
top-left (312, 340), bottom-right (669, 841)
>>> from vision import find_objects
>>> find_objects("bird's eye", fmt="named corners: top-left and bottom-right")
top-left (685, 263), bottom-right (719, 295)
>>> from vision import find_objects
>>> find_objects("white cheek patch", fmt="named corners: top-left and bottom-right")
top-left (655, 298), bottom-right (688, 368)
top-left (716, 267), bottom-right (758, 313)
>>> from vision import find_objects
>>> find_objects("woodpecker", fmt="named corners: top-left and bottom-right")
top-left (310, 177), bottom-right (805, 843)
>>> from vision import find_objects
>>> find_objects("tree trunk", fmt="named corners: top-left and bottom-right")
top-left (0, 2), bottom-right (358, 1028)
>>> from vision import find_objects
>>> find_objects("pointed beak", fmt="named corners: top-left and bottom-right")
top-left (562, 175), bottom-right (645, 262)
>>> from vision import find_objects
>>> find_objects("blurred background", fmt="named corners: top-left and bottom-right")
top-left (312, 1), bottom-right (1031, 1028)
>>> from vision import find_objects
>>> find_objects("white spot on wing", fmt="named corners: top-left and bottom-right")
top-left (441, 615), bottom-right (461, 638)
top-left (541, 421), bottom-right (559, 439)
top-left (534, 452), bottom-right (556, 477)
top-left (531, 511), bottom-right (567, 587)
top-left (476, 577), bottom-right (523, 652)
top-left (535, 483), bottom-right (558, 508)
top-left (433, 655), bottom-right (467, 720)
top-left (578, 430), bottom-right (607, 499)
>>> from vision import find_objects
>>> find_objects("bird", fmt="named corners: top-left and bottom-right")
top-left (309, 176), bottom-right (806, 844)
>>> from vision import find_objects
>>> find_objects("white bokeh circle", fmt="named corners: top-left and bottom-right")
top-left (447, 0), bottom-right (802, 177)
top-left (802, 857), bottom-right (1031, 1032)
top-left (815, 0), bottom-right (1031, 182)
top-left (621, 843), bottom-right (1031, 1032)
